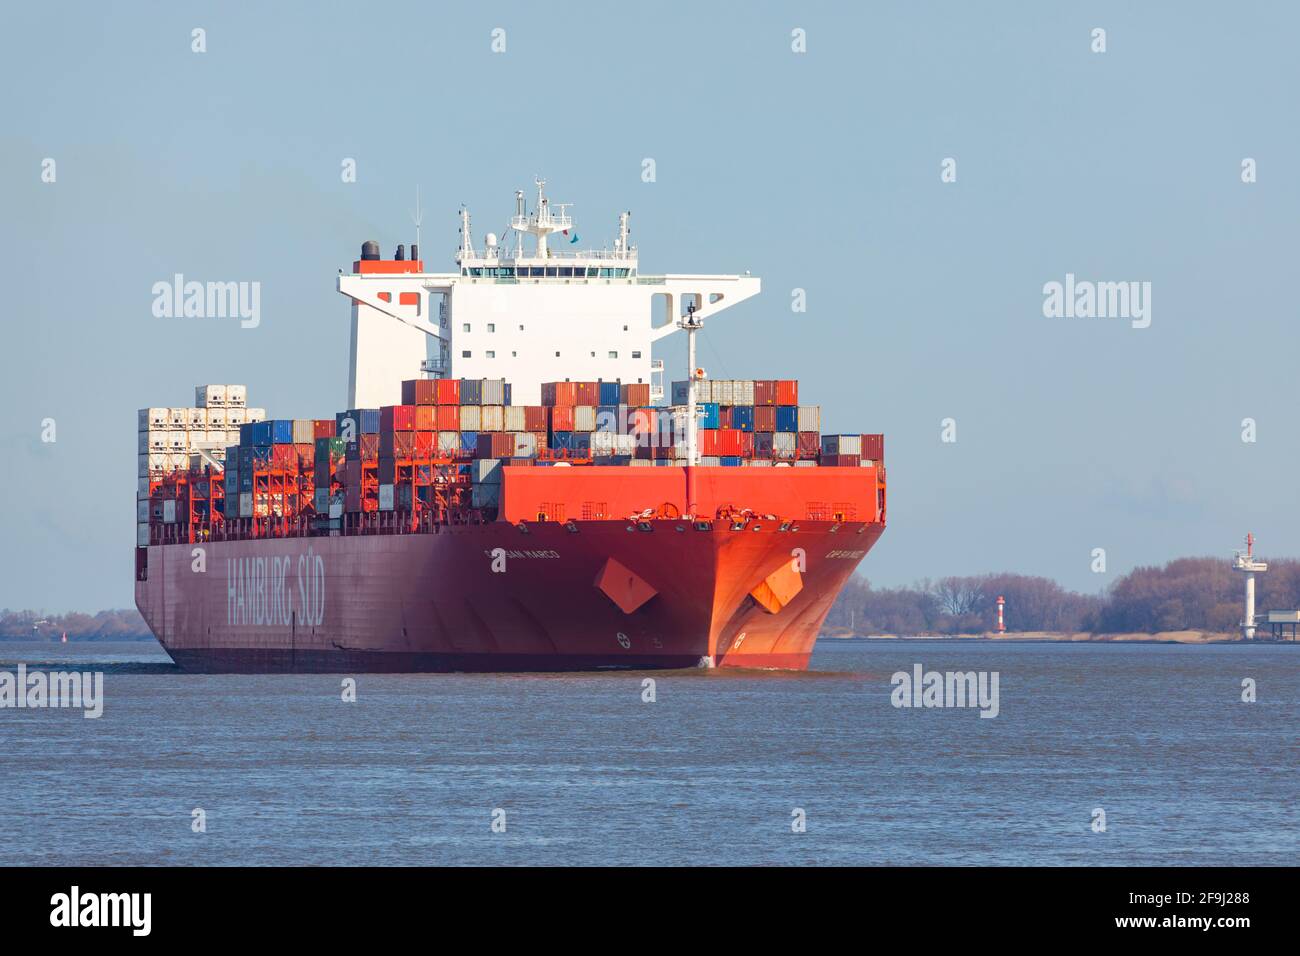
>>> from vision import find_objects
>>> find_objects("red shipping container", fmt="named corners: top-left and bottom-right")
top-left (542, 382), bottom-right (578, 407)
top-left (550, 406), bottom-right (575, 431)
top-left (476, 433), bottom-right (514, 458)
top-left (574, 381), bottom-right (599, 405)
top-left (435, 378), bottom-right (460, 406)
top-left (436, 405), bottom-right (460, 430)
top-left (401, 379), bottom-right (437, 405)
top-left (717, 406), bottom-right (733, 429)
top-left (620, 383), bottom-right (650, 406)
top-left (359, 435), bottom-right (380, 460)
top-left (381, 405), bottom-right (417, 432)
top-left (414, 405), bottom-right (436, 431)
top-left (776, 379), bottom-right (799, 405)
top-left (627, 407), bottom-right (654, 434)
top-left (861, 434), bottom-right (884, 462)
top-left (701, 429), bottom-right (751, 457)
top-left (313, 419), bottom-right (336, 440)
top-left (797, 431), bottom-right (820, 459)
top-left (753, 380), bottom-right (777, 406)
top-left (271, 444), bottom-right (297, 469)
top-left (754, 432), bottom-right (775, 458)
top-left (380, 431), bottom-right (416, 458)
top-left (296, 443), bottom-right (314, 469)
top-left (524, 405), bottom-right (548, 431)
top-left (754, 406), bottom-right (777, 432)
top-left (822, 453), bottom-right (862, 467)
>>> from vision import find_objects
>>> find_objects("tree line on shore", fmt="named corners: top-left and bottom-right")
top-left (0, 608), bottom-right (152, 641)
top-left (824, 556), bottom-right (1300, 636)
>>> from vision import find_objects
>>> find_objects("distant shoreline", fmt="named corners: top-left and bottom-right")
top-left (3, 632), bottom-right (1292, 646)
top-left (820, 630), bottom-right (1281, 644)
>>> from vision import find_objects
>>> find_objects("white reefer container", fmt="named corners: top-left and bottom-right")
top-left (195, 384), bottom-right (227, 407)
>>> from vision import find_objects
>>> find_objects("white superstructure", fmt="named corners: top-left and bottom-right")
top-left (337, 179), bottom-right (760, 408)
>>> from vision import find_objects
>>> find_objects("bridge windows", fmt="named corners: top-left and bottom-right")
top-left (463, 265), bottom-right (630, 279)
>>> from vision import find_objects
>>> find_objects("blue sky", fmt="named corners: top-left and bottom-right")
top-left (2, 1), bottom-right (1297, 610)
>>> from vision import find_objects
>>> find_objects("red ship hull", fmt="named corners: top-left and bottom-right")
top-left (135, 466), bottom-right (885, 672)
top-left (136, 521), bottom-right (883, 672)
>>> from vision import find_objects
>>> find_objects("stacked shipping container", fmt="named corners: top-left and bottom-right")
top-left (138, 376), bottom-right (884, 543)
top-left (137, 385), bottom-right (265, 545)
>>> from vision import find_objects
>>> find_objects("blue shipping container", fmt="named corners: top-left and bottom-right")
top-left (598, 381), bottom-right (621, 405)
top-left (459, 431), bottom-right (479, 454)
top-left (241, 421), bottom-right (273, 446)
top-left (700, 403), bottom-right (720, 429)
top-left (731, 406), bottom-right (755, 432)
top-left (460, 379), bottom-right (483, 405)
top-left (269, 419), bottom-right (294, 444)
top-left (775, 405), bottom-right (799, 432)
top-left (552, 431), bottom-right (591, 452)
top-left (720, 456), bottom-right (743, 467)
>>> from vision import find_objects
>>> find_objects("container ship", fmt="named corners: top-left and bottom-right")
top-left (134, 181), bottom-right (886, 672)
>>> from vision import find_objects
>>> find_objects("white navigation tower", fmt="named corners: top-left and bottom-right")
top-left (336, 179), bottom-right (761, 408)
top-left (1232, 532), bottom-right (1268, 640)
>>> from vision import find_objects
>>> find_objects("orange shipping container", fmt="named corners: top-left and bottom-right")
top-left (415, 405), bottom-right (436, 430)
top-left (550, 406), bottom-right (576, 431)
top-left (776, 379), bottom-right (799, 405)
top-left (620, 382), bottom-right (650, 406)
top-left (542, 382), bottom-right (578, 407)
top-left (436, 404), bottom-right (460, 430)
